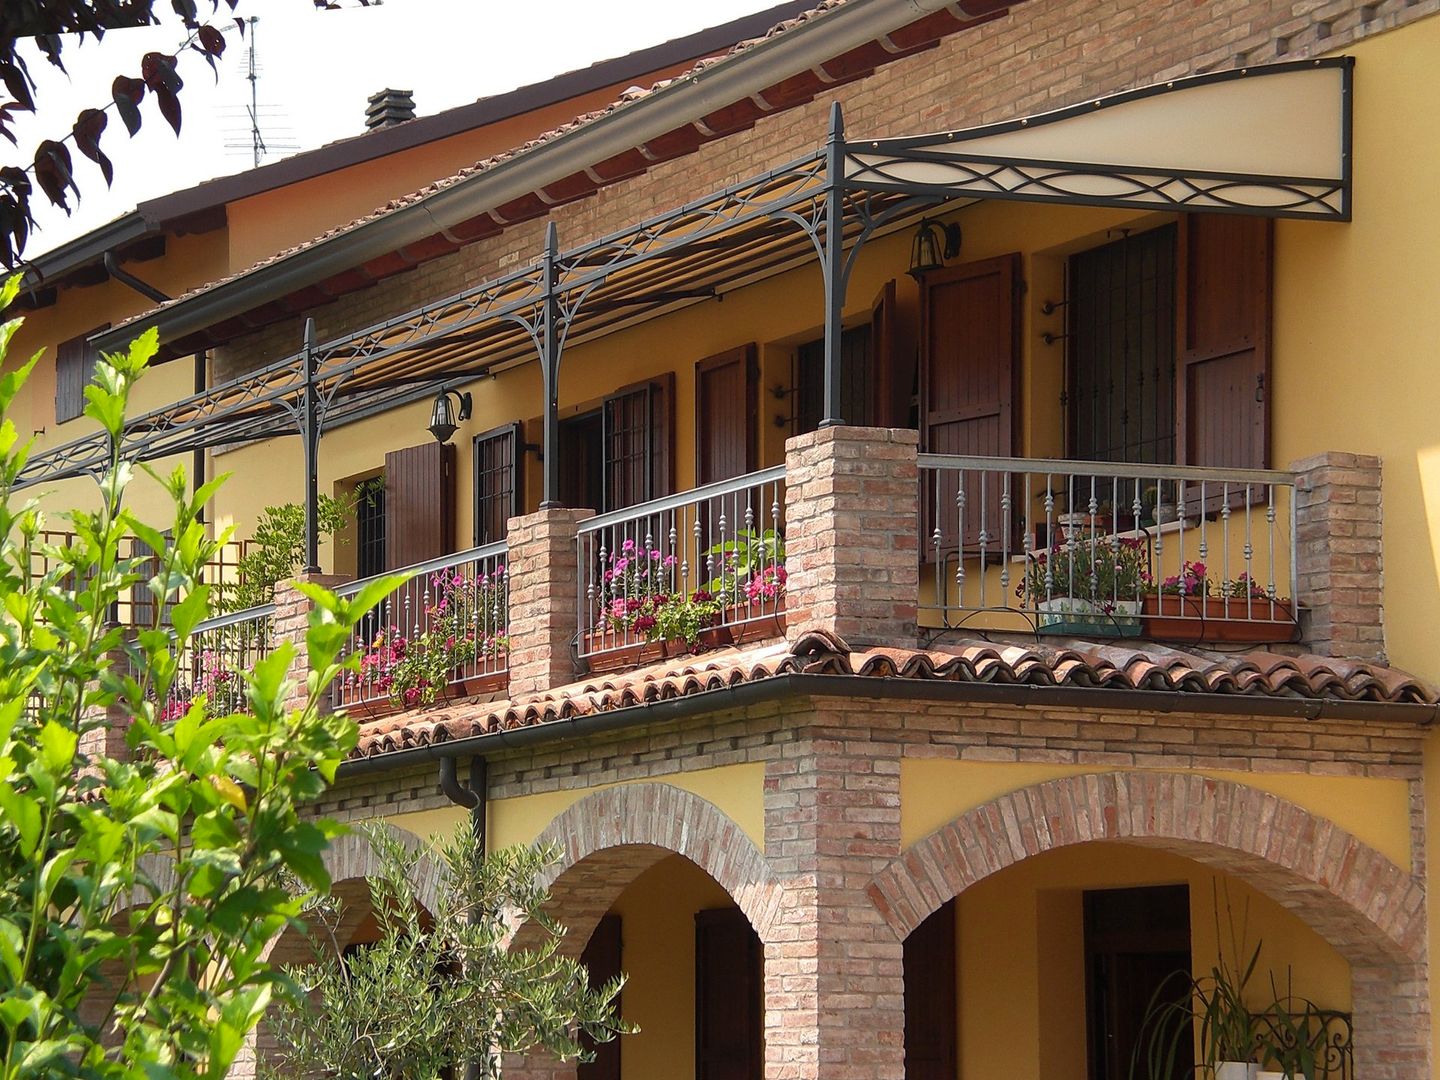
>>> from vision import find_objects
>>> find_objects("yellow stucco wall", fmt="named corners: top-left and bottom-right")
top-left (900, 759), bottom-right (1414, 871)
top-left (385, 762), bottom-right (766, 853)
top-left (960, 843), bottom-right (1351, 1080)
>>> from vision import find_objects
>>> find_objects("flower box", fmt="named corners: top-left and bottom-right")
top-left (582, 633), bottom-right (687, 673)
top-left (1142, 594), bottom-right (1297, 643)
top-left (1035, 597), bottom-right (1142, 638)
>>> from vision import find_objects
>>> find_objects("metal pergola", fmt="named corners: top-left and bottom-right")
top-left (16, 58), bottom-right (1353, 569)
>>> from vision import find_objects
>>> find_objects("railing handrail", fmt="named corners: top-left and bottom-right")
top-left (916, 452), bottom-right (1295, 487)
top-left (192, 602), bottom-right (276, 635)
top-left (578, 465), bottom-right (788, 534)
top-left (334, 540), bottom-right (509, 599)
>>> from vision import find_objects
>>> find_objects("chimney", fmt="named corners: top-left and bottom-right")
top-left (365, 88), bottom-right (415, 130)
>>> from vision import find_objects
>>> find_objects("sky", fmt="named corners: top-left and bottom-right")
top-left (9, 0), bottom-right (775, 259)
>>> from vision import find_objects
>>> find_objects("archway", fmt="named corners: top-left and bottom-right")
top-left (867, 771), bottom-right (1428, 1078)
top-left (505, 783), bottom-right (776, 1080)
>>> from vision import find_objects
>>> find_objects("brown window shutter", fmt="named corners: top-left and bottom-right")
top-left (920, 254), bottom-right (1021, 554)
top-left (903, 898), bottom-right (957, 1080)
top-left (695, 907), bottom-right (762, 1080)
top-left (1177, 215), bottom-right (1272, 470)
top-left (872, 278), bottom-right (912, 429)
top-left (383, 441), bottom-right (455, 570)
top-left (472, 422), bottom-right (522, 546)
top-left (578, 914), bottom-right (622, 1080)
top-left (55, 325), bottom-right (108, 425)
top-left (603, 373), bottom-right (674, 511)
top-left (695, 345), bottom-right (757, 487)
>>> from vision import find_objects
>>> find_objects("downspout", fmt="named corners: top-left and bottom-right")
top-left (437, 754), bottom-right (487, 1080)
top-left (101, 253), bottom-right (208, 520)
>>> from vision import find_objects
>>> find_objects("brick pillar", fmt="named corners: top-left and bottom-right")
top-left (762, 725), bottom-right (906, 1079)
top-left (78, 636), bottom-right (131, 763)
top-left (273, 572), bottom-right (348, 712)
top-left (1290, 451), bottom-right (1384, 661)
top-left (506, 508), bottom-right (594, 698)
top-left (784, 426), bottom-right (919, 649)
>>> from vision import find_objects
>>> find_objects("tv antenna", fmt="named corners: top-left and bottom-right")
top-left (222, 17), bottom-right (298, 166)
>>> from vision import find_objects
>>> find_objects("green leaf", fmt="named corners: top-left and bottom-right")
top-left (0, 781), bottom-right (41, 856)
top-left (38, 719), bottom-right (78, 772)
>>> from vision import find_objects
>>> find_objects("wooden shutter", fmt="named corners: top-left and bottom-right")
top-left (696, 345), bottom-right (757, 486)
top-left (603, 373), bottom-right (674, 511)
top-left (472, 423), bottom-right (522, 546)
top-left (695, 907), bottom-right (762, 1080)
top-left (904, 899), bottom-right (957, 1080)
top-left (55, 325), bottom-right (107, 424)
top-left (872, 279), bottom-right (910, 429)
top-left (384, 441), bottom-right (456, 570)
top-left (578, 914), bottom-right (622, 1080)
top-left (920, 254), bottom-right (1021, 553)
top-left (1177, 215), bottom-right (1272, 470)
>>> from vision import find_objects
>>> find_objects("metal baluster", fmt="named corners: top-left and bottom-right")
top-left (1243, 484), bottom-right (1255, 621)
top-left (1266, 484), bottom-right (1278, 614)
top-left (1021, 472), bottom-right (1034, 617)
top-left (999, 472), bottom-right (1012, 599)
top-left (1042, 473), bottom-right (1055, 611)
top-left (955, 470), bottom-right (966, 602)
top-left (978, 470), bottom-right (989, 608)
top-left (1219, 482), bottom-right (1230, 622)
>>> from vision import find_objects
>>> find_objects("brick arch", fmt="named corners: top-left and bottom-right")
top-left (869, 771), bottom-right (1424, 964)
top-left (866, 771), bottom-right (1429, 1078)
top-left (521, 783), bottom-right (779, 955)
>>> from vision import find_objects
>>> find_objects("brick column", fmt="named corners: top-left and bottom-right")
top-left (762, 725), bottom-right (906, 1079)
top-left (784, 426), bottom-right (919, 649)
top-left (272, 572), bottom-right (348, 712)
top-left (1290, 452), bottom-right (1384, 662)
top-left (506, 508), bottom-right (594, 698)
top-left (78, 636), bottom-right (132, 763)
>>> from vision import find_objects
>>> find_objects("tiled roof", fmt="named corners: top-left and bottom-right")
top-left (106, 0), bottom-right (1023, 353)
top-left (349, 628), bottom-right (1439, 760)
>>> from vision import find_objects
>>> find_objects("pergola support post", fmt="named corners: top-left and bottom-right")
top-left (301, 317), bottom-right (321, 573)
top-left (539, 221), bottom-right (563, 508)
top-left (819, 101), bottom-right (847, 428)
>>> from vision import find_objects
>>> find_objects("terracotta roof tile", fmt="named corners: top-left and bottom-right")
top-left (348, 628), bottom-right (1439, 760)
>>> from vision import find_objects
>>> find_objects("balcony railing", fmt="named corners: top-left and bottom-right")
top-left (29, 530), bottom-right (251, 629)
top-left (332, 542), bottom-right (509, 713)
top-left (918, 454), bottom-right (1298, 642)
top-left (577, 466), bottom-right (787, 664)
top-left (164, 603), bottom-right (275, 720)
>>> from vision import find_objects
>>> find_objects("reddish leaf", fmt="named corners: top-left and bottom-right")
top-left (0, 167), bottom-right (32, 202)
top-left (171, 0), bottom-right (199, 27)
top-left (112, 76), bottom-right (146, 135)
top-left (234, 17), bottom-right (246, 36)
top-left (157, 87), bottom-right (182, 135)
top-left (198, 24), bottom-right (226, 56)
top-left (141, 52), bottom-right (183, 95)
top-left (34, 140), bottom-right (78, 214)
top-left (0, 64), bottom-right (34, 112)
top-left (73, 109), bottom-right (114, 187)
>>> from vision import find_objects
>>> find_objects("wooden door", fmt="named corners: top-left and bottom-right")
top-left (920, 254), bottom-right (1021, 554)
top-left (904, 899), bottom-right (957, 1080)
top-left (696, 907), bottom-right (762, 1080)
top-left (384, 441), bottom-right (456, 570)
top-left (872, 278), bottom-right (911, 429)
top-left (696, 345), bottom-right (757, 486)
top-left (1084, 885), bottom-right (1193, 1080)
top-left (578, 914), bottom-right (622, 1080)
top-left (1177, 215), bottom-right (1272, 470)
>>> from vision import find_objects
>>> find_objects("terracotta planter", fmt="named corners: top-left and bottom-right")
top-left (457, 667), bottom-right (509, 698)
top-left (697, 624), bottom-right (735, 650)
top-left (337, 694), bottom-right (396, 720)
top-left (1142, 594), bottom-right (1297, 643)
top-left (582, 632), bottom-right (683, 673)
top-left (724, 610), bottom-right (785, 644)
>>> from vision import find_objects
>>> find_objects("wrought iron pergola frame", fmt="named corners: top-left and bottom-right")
top-left (16, 58), bottom-right (1353, 569)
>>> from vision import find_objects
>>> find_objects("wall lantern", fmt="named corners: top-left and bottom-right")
top-left (427, 389), bottom-right (472, 444)
top-left (907, 218), bottom-right (963, 279)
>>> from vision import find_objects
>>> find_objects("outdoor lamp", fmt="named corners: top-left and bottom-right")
top-left (427, 389), bottom-right (472, 444)
top-left (908, 218), bottom-right (963, 279)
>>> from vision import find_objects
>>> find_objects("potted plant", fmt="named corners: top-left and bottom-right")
top-left (1139, 484), bottom-right (1177, 528)
top-left (342, 566), bottom-right (509, 715)
top-left (1142, 564), bottom-right (1297, 643)
top-left (704, 528), bottom-right (787, 641)
top-left (1133, 891), bottom-right (1263, 1080)
top-left (1019, 534), bottom-right (1148, 637)
top-left (1255, 972), bottom-right (1325, 1080)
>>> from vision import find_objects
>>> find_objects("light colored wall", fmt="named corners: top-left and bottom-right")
top-left (958, 843), bottom-right (1352, 1080)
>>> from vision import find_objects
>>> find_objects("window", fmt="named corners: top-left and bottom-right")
top-left (793, 325), bottom-right (873, 435)
top-left (1068, 225), bottom-right (1177, 465)
top-left (55, 325), bottom-right (109, 424)
top-left (355, 476), bottom-right (386, 580)
top-left (472, 423), bottom-right (522, 546)
top-left (558, 376), bottom-right (673, 513)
